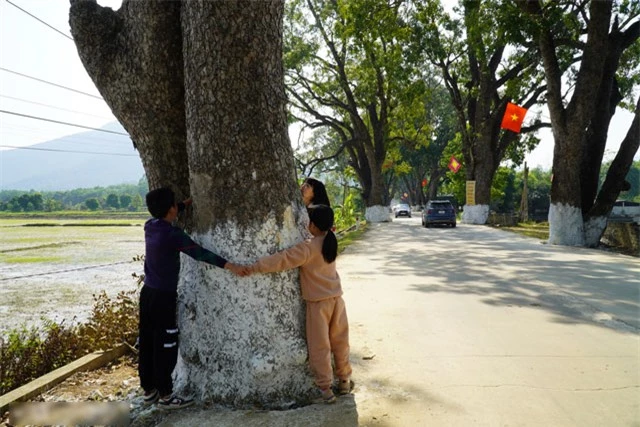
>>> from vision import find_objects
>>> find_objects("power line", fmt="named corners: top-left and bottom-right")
top-left (2, 125), bottom-right (131, 145)
top-left (4, 0), bottom-right (73, 41)
top-left (0, 94), bottom-right (114, 120)
top-left (0, 145), bottom-right (137, 157)
top-left (0, 67), bottom-right (103, 100)
top-left (0, 109), bottom-right (129, 136)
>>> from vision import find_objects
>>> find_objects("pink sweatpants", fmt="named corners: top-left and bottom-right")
top-left (306, 296), bottom-right (352, 390)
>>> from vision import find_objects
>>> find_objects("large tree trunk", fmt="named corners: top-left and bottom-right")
top-left (530, 1), bottom-right (613, 246)
top-left (584, 97), bottom-right (640, 247)
top-left (176, 0), bottom-right (311, 407)
top-left (71, 0), bottom-right (313, 408)
top-left (69, 0), bottom-right (188, 194)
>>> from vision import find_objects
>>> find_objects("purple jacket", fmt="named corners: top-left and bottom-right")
top-left (143, 218), bottom-right (227, 292)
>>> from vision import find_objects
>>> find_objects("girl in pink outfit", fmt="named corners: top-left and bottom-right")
top-left (239, 204), bottom-right (353, 403)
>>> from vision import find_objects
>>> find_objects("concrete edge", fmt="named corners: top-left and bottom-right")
top-left (0, 343), bottom-right (129, 413)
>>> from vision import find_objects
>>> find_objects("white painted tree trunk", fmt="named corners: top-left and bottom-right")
top-left (461, 204), bottom-right (489, 224)
top-left (584, 215), bottom-right (609, 248)
top-left (548, 203), bottom-right (585, 246)
top-left (174, 208), bottom-right (313, 408)
top-left (366, 205), bottom-right (392, 222)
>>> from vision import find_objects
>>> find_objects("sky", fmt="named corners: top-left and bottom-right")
top-left (0, 0), bottom-right (637, 173)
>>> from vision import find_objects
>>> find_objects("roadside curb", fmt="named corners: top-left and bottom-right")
top-left (0, 343), bottom-right (129, 413)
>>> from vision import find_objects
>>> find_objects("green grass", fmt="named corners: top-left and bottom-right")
top-left (337, 222), bottom-right (368, 254)
top-left (0, 218), bottom-right (145, 227)
top-left (2, 256), bottom-right (65, 264)
top-left (494, 221), bottom-right (549, 240)
top-left (0, 211), bottom-right (149, 221)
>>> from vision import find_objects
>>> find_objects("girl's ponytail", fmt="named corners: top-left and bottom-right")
top-left (322, 229), bottom-right (338, 263)
top-left (307, 204), bottom-right (338, 263)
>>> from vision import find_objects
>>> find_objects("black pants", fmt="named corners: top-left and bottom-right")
top-left (138, 285), bottom-right (179, 397)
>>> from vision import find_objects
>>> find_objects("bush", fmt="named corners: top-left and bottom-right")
top-left (0, 289), bottom-right (139, 395)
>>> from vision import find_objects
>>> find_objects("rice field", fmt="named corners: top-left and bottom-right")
top-left (0, 218), bottom-right (146, 336)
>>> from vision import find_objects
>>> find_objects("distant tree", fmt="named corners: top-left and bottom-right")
top-left (131, 194), bottom-right (144, 211)
top-left (600, 159), bottom-right (640, 202)
top-left (44, 198), bottom-right (64, 212)
top-left (105, 194), bottom-right (120, 209)
top-left (85, 198), bottom-right (99, 211)
top-left (119, 194), bottom-right (132, 209)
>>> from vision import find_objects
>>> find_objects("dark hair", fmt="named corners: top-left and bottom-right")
top-left (303, 177), bottom-right (331, 207)
top-left (146, 187), bottom-right (176, 219)
top-left (308, 204), bottom-right (337, 263)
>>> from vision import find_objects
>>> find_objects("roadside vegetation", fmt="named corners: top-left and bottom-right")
top-left (0, 287), bottom-right (139, 395)
top-left (491, 222), bottom-right (550, 241)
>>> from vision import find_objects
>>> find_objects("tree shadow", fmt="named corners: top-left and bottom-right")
top-left (346, 221), bottom-right (640, 333)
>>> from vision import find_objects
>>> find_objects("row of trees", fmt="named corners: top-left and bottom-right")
top-left (396, 160), bottom-right (640, 214)
top-left (0, 179), bottom-right (148, 212)
top-left (288, 0), bottom-right (639, 246)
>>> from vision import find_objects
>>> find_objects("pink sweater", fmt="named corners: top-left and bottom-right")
top-left (250, 234), bottom-right (342, 302)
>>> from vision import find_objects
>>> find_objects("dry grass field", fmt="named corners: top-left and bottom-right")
top-left (0, 218), bottom-right (145, 335)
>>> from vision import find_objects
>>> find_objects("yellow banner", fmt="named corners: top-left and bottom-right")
top-left (466, 181), bottom-right (476, 206)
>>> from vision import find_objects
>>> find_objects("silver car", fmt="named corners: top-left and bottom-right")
top-left (394, 203), bottom-right (411, 218)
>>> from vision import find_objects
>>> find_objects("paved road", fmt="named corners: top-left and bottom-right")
top-left (163, 218), bottom-right (639, 426)
top-left (343, 218), bottom-right (639, 426)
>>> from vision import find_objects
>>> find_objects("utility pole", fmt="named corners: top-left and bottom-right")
top-left (520, 162), bottom-right (529, 222)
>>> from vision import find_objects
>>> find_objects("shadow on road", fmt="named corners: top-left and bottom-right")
top-left (346, 220), bottom-right (640, 333)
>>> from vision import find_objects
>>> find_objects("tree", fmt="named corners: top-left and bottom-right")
top-left (70, 0), bottom-right (312, 407)
top-left (105, 193), bottom-right (120, 209)
top-left (285, 0), bottom-right (427, 221)
top-left (417, 0), bottom-right (548, 224)
top-left (520, 0), bottom-right (640, 246)
top-left (85, 198), bottom-right (100, 211)
top-left (391, 79), bottom-right (458, 206)
top-left (119, 194), bottom-right (132, 209)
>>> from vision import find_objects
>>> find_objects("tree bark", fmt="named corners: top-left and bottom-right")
top-left (584, 97), bottom-right (640, 247)
top-left (71, 0), bottom-right (313, 408)
top-left (176, 1), bottom-right (311, 406)
top-left (69, 0), bottom-right (188, 195)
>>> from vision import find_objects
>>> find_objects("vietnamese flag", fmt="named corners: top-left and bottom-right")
top-left (500, 102), bottom-right (528, 133)
top-left (422, 178), bottom-right (428, 187)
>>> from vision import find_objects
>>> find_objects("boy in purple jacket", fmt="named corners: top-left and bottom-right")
top-left (140, 187), bottom-right (241, 409)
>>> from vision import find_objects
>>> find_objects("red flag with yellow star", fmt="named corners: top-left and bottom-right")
top-left (501, 102), bottom-right (528, 133)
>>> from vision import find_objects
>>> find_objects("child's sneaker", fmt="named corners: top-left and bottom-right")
top-left (337, 379), bottom-right (355, 395)
top-left (143, 389), bottom-right (159, 405)
top-left (157, 395), bottom-right (194, 410)
top-left (312, 388), bottom-right (336, 404)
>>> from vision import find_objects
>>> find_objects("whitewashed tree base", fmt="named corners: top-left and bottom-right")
top-left (461, 204), bottom-right (489, 224)
top-left (584, 215), bottom-right (608, 248)
top-left (366, 205), bottom-right (392, 223)
top-left (548, 203), bottom-right (585, 246)
top-left (174, 211), bottom-right (315, 408)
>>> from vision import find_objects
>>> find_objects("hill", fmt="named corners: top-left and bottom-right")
top-left (0, 122), bottom-right (144, 191)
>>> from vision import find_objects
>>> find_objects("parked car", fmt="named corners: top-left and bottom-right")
top-left (422, 200), bottom-right (456, 227)
top-left (394, 203), bottom-right (411, 218)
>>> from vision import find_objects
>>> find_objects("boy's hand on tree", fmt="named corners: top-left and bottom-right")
top-left (183, 198), bottom-right (193, 207)
top-left (225, 262), bottom-right (251, 276)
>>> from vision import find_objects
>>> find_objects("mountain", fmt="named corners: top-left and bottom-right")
top-left (0, 122), bottom-right (145, 191)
